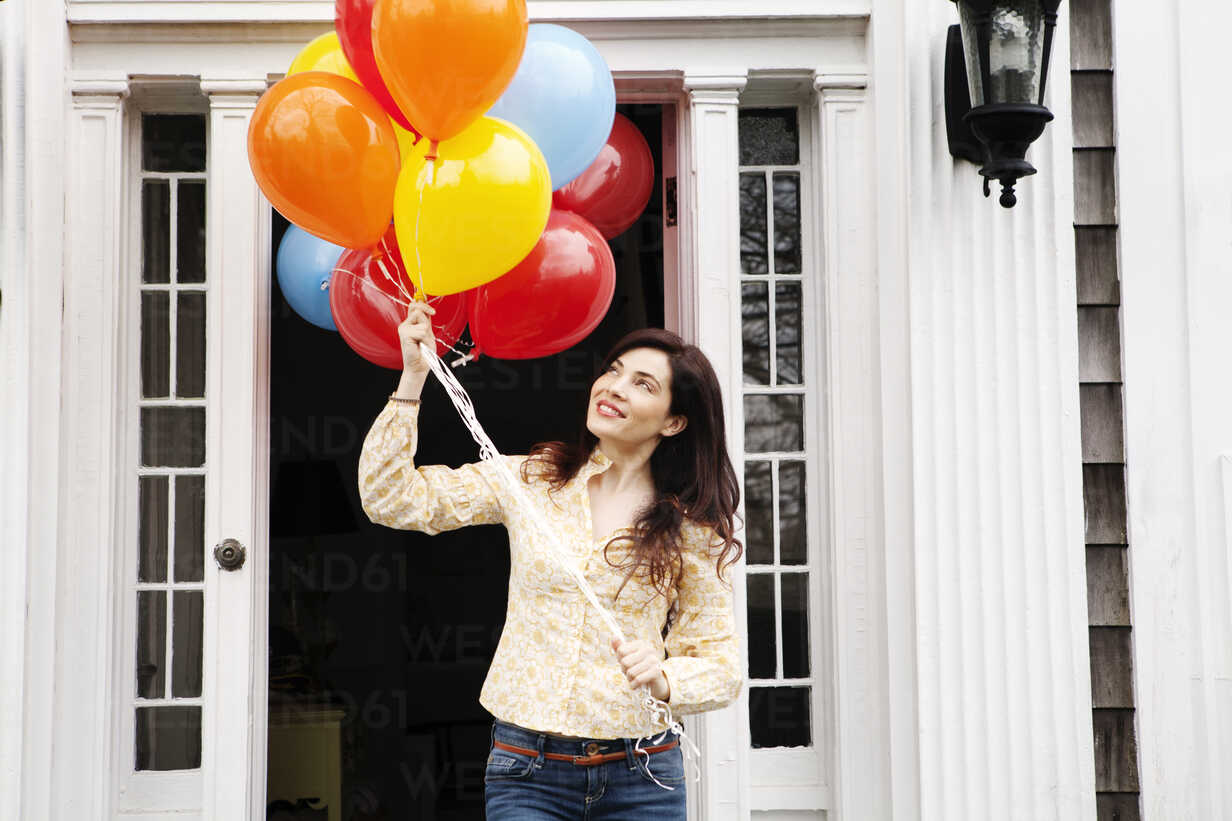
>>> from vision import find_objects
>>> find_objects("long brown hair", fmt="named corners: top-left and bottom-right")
top-left (521, 328), bottom-right (743, 597)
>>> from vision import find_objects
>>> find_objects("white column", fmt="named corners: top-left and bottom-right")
top-left (1114, 2), bottom-right (1232, 818)
top-left (682, 72), bottom-right (749, 821)
top-left (198, 78), bottom-right (271, 821)
top-left (52, 74), bottom-right (130, 821)
top-left (870, 1), bottom-right (1096, 819)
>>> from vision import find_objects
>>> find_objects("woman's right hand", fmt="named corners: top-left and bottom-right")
top-left (398, 301), bottom-right (437, 375)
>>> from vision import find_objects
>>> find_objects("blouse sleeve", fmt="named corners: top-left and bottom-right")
top-left (659, 526), bottom-right (744, 716)
top-left (358, 400), bottom-right (515, 534)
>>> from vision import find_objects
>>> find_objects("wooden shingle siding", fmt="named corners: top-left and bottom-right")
top-left (1074, 149), bottom-right (1117, 224)
top-left (1083, 464), bottom-right (1127, 544)
top-left (1072, 73), bottom-right (1115, 147)
top-left (1080, 384), bottom-right (1125, 462)
top-left (1075, 226), bottom-right (1120, 305)
top-left (1070, 0), bottom-right (1113, 70)
top-left (1098, 793), bottom-right (1142, 821)
top-left (1078, 307), bottom-right (1122, 382)
top-left (1072, 1), bottom-right (1141, 817)
top-left (1093, 709), bottom-right (1140, 792)
top-left (1089, 627), bottom-right (1134, 707)
top-left (1086, 546), bottom-right (1131, 625)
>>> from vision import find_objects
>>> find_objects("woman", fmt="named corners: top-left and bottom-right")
top-left (358, 303), bottom-right (743, 819)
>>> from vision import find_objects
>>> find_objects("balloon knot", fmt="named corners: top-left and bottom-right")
top-left (423, 139), bottom-right (440, 163)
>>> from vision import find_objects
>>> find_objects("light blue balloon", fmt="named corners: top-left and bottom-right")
top-left (276, 226), bottom-right (344, 331)
top-left (488, 24), bottom-right (616, 191)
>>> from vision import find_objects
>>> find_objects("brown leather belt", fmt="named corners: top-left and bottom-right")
top-left (493, 738), bottom-right (679, 767)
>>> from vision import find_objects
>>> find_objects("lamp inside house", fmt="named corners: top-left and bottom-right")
top-left (945, 0), bottom-right (1062, 207)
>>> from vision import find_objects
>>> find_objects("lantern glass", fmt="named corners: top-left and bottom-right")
top-left (958, 0), bottom-right (1047, 107)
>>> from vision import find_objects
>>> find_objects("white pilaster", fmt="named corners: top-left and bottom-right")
top-left (871, 1), bottom-right (1095, 819)
top-left (53, 74), bottom-right (130, 821)
top-left (1114, 2), bottom-right (1232, 818)
top-left (813, 72), bottom-right (895, 821)
top-left (1, 3), bottom-right (68, 820)
top-left (198, 77), bottom-right (271, 821)
top-left (682, 72), bottom-right (749, 821)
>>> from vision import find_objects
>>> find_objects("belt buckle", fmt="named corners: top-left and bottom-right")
top-left (573, 741), bottom-right (605, 766)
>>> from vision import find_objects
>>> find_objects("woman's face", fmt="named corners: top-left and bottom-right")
top-left (586, 347), bottom-right (686, 447)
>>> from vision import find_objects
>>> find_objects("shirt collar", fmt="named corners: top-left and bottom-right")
top-left (579, 446), bottom-right (612, 480)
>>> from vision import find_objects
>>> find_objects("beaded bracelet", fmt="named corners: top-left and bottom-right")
top-left (388, 394), bottom-right (421, 407)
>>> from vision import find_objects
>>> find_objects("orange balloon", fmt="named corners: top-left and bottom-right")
top-left (248, 72), bottom-right (400, 248)
top-left (372, 0), bottom-right (528, 143)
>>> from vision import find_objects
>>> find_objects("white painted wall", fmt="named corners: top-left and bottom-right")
top-left (870, 2), bottom-right (1096, 819)
top-left (1115, 2), bottom-right (1232, 818)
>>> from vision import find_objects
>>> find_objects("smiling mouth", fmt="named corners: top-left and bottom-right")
top-left (595, 400), bottom-right (625, 419)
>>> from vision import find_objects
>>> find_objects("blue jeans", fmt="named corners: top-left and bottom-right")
top-left (484, 720), bottom-right (687, 820)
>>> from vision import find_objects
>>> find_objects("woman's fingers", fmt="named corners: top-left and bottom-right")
top-left (627, 657), bottom-right (659, 682)
top-left (399, 303), bottom-right (438, 339)
top-left (398, 301), bottom-right (438, 373)
top-left (612, 638), bottom-right (662, 685)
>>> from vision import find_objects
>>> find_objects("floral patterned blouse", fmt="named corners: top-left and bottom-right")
top-left (358, 399), bottom-right (743, 739)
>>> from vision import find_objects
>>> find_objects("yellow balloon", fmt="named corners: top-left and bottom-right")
top-left (394, 117), bottom-right (551, 296)
top-left (288, 33), bottom-right (359, 83)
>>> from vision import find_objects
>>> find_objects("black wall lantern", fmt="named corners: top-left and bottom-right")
top-left (945, 0), bottom-right (1062, 207)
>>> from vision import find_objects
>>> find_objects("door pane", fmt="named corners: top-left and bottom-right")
top-left (746, 574), bottom-right (776, 679)
top-left (136, 591), bottom-right (167, 699)
top-left (772, 173), bottom-right (801, 274)
top-left (176, 292), bottom-right (206, 398)
top-left (142, 181), bottom-right (170, 284)
top-left (778, 461), bottom-right (806, 565)
top-left (140, 407), bottom-right (205, 467)
top-left (743, 395), bottom-right (804, 453)
top-left (138, 476), bottom-right (168, 583)
top-left (177, 181), bottom-right (207, 283)
top-left (781, 572), bottom-right (810, 678)
top-left (171, 592), bottom-right (204, 698)
top-left (141, 292), bottom-right (170, 398)
top-left (749, 686), bottom-right (811, 748)
top-left (775, 281), bottom-right (802, 385)
top-left (744, 460), bottom-right (773, 564)
top-left (740, 173), bottom-right (768, 275)
top-left (142, 114), bottom-right (206, 173)
top-left (174, 475), bottom-right (205, 582)
top-left (135, 706), bottom-right (202, 770)
top-left (742, 282), bottom-right (770, 385)
top-left (738, 108), bottom-right (799, 166)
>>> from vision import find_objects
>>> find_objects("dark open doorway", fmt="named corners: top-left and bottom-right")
top-left (266, 103), bottom-right (667, 821)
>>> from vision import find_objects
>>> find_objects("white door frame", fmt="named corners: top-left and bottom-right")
top-left (31, 6), bottom-right (879, 820)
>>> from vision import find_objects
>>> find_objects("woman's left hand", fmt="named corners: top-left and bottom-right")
top-left (612, 638), bottom-right (671, 702)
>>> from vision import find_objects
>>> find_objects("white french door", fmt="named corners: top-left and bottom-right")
top-left (114, 89), bottom-right (271, 819)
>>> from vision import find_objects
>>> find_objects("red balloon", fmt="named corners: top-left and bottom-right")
top-left (335, 0), bottom-right (419, 135)
top-left (553, 113), bottom-right (653, 240)
top-left (469, 209), bottom-right (615, 359)
top-left (330, 226), bottom-right (467, 369)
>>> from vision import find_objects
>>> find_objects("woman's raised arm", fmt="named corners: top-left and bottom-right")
top-left (358, 400), bottom-right (518, 534)
top-left (360, 300), bottom-right (516, 533)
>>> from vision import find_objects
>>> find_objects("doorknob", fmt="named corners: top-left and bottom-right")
top-left (213, 538), bottom-right (247, 571)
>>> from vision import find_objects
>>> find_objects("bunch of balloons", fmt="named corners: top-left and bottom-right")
top-left (253, 0), bottom-right (656, 365)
